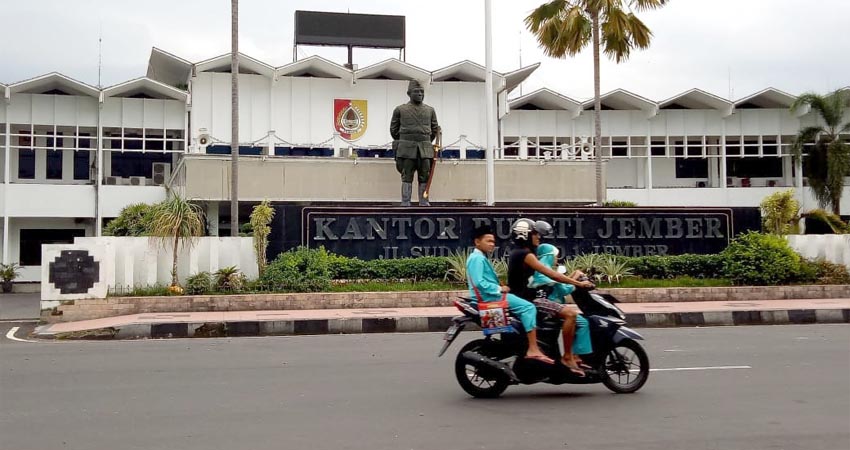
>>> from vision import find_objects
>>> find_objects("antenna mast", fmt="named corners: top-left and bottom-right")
top-left (97, 24), bottom-right (103, 88)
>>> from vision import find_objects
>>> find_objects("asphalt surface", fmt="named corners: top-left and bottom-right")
top-left (1, 324), bottom-right (848, 450)
top-left (0, 293), bottom-right (40, 321)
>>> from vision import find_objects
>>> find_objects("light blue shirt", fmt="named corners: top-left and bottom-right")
top-left (466, 248), bottom-right (502, 302)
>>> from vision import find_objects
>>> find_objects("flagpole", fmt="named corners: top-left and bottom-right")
top-left (484, 0), bottom-right (495, 206)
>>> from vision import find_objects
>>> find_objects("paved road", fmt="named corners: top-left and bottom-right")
top-left (0, 293), bottom-right (40, 321)
top-left (1, 325), bottom-right (848, 450)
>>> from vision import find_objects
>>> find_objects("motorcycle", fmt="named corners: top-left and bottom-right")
top-left (438, 279), bottom-right (650, 398)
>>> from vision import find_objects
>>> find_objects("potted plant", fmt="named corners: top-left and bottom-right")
top-left (0, 263), bottom-right (21, 293)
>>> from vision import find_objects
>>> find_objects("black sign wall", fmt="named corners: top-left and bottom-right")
top-left (268, 206), bottom-right (761, 260)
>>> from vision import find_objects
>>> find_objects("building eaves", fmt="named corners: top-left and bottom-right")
top-left (276, 55), bottom-right (352, 80)
top-left (103, 77), bottom-right (188, 102)
top-left (9, 72), bottom-right (100, 97)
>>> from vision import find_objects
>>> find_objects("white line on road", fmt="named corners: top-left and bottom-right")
top-left (5, 327), bottom-right (37, 343)
top-left (648, 365), bottom-right (752, 372)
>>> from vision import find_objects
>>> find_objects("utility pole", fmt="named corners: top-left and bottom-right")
top-left (230, 0), bottom-right (240, 236)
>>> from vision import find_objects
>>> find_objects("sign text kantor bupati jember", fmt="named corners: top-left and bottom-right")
top-left (269, 206), bottom-right (760, 260)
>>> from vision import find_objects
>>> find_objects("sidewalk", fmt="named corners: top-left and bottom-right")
top-left (32, 298), bottom-right (850, 340)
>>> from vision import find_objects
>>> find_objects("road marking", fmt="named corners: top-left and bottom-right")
top-left (648, 365), bottom-right (752, 372)
top-left (0, 319), bottom-right (39, 324)
top-left (5, 326), bottom-right (37, 343)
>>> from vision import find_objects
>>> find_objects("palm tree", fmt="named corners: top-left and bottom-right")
top-left (149, 195), bottom-right (206, 288)
top-left (525, 0), bottom-right (668, 205)
top-left (790, 90), bottom-right (850, 215)
top-left (230, 0), bottom-right (240, 236)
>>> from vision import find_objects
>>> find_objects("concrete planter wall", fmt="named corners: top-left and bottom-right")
top-left (42, 284), bottom-right (850, 323)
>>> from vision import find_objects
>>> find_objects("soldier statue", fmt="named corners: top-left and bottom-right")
top-left (390, 79), bottom-right (440, 206)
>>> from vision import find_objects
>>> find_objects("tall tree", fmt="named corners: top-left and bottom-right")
top-left (790, 89), bottom-right (850, 215)
top-left (525, 0), bottom-right (668, 205)
top-left (230, 0), bottom-right (240, 236)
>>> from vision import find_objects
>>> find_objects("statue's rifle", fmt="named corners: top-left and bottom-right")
top-left (423, 128), bottom-right (442, 199)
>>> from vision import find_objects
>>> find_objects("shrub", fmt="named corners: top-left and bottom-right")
top-left (250, 200), bottom-right (276, 276)
top-left (625, 254), bottom-right (725, 279)
top-left (721, 232), bottom-right (802, 285)
top-left (260, 246), bottom-right (333, 292)
top-left (214, 266), bottom-right (246, 292)
top-left (104, 203), bottom-right (157, 236)
top-left (602, 200), bottom-right (638, 207)
top-left (185, 272), bottom-right (213, 295)
top-left (798, 259), bottom-right (850, 284)
top-left (760, 190), bottom-right (800, 235)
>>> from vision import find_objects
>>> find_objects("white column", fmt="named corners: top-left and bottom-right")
top-left (645, 123), bottom-right (653, 190)
top-left (519, 136), bottom-right (528, 160)
top-left (484, 0), bottom-right (495, 205)
top-left (720, 119), bottom-right (727, 191)
top-left (332, 131), bottom-right (342, 157)
top-left (459, 135), bottom-right (468, 160)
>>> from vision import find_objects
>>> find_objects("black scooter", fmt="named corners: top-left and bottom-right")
top-left (438, 281), bottom-right (650, 398)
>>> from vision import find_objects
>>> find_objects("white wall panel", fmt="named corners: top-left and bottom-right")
top-left (101, 98), bottom-right (122, 127)
top-left (77, 97), bottom-right (98, 127)
top-left (31, 95), bottom-right (54, 124)
top-left (54, 96), bottom-right (77, 125)
top-left (121, 98), bottom-right (144, 127)
top-left (164, 100), bottom-right (185, 129)
top-left (143, 99), bottom-right (164, 129)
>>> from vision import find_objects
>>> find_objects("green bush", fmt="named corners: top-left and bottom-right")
top-left (760, 190), bottom-right (800, 235)
top-left (625, 254), bottom-right (725, 279)
top-left (215, 266), bottom-right (246, 292)
top-left (602, 200), bottom-right (638, 207)
top-left (104, 203), bottom-right (157, 236)
top-left (260, 246), bottom-right (333, 292)
top-left (185, 272), bottom-right (213, 295)
top-left (721, 232), bottom-right (802, 285)
top-left (329, 255), bottom-right (447, 280)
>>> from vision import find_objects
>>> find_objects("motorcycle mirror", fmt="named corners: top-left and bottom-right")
top-left (557, 265), bottom-right (567, 274)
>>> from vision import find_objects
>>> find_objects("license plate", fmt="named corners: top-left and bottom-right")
top-left (443, 324), bottom-right (459, 341)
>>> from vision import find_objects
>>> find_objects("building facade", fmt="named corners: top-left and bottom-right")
top-left (1, 47), bottom-right (847, 280)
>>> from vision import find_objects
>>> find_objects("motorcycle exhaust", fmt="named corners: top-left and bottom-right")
top-left (461, 351), bottom-right (520, 383)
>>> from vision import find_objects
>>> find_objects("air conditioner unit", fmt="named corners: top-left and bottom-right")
top-left (105, 176), bottom-right (120, 185)
top-left (152, 163), bottom-right (171, 186)
top-left (129, 176), bottom-right (146, 186)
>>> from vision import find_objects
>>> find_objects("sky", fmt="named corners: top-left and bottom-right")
top-left (0, 0), bottom-right (847, 102)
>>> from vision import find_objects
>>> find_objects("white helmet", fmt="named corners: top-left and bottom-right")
top-left (511, 218), bottom-right (553, 244)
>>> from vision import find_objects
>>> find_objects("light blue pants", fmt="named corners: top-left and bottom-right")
top-left (543, 282), bottom-right (592, 355)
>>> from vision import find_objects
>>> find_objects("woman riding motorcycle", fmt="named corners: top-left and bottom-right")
top-left (507, 218), bottom-right (594, 376)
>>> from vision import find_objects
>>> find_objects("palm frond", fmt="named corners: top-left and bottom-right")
top-left (790, 126), bottom-right (825, 159)
top-left (630, 0), bottom-right (668, 12)
top-left (527, 2), bottom-right (592, 58)
top-left (525, 0), bottom-right (570, 33)
top-left (792, 93), bottom-right (842, 130)
top-left (148, 196), bottom-right (205, 248)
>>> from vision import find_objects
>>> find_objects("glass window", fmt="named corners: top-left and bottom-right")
top-left (46, 150), bottom-right (63, 179)
top-left (74, 151), bottom-right (90, 180)
top-left (110, 152), bottom-right (172, 178)
top-left (18, 149), bottom-right (35, 179)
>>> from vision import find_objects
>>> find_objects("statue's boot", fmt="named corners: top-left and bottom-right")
top-left (418, 183), bottom-right (431, 206)
top-left (400, 182), bottom-right (412, 207)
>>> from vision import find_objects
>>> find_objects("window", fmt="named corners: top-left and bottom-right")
top-left (74, 151), bottom-right (90, 180)
top-left (727, 158), bottom-right (783, 178)
top-left (612, 140), bottom-right (628, 157)
top-left (674, 145), bottom-right (708, 178)
top-left (18, 149), bottom-right (35, 179)
top-left (46, 150), bottom-right (63, 179)
top-left (19, 229), bottom-right (86, 265)
top-left (651, 140), bottom-right (666, 156)
top-left (110, 152), bottom-right (172, 178)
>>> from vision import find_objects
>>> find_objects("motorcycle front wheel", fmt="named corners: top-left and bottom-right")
top-left (601, 339), bottom-right (650, 394)
top-left (454, 339), bottom-right (510, 398)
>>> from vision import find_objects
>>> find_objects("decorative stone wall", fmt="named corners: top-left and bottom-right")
top-left (42, 284), bottom-right (850, 323)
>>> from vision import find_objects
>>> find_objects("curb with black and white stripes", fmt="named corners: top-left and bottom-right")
top-left (30, 308), bottom-right (850, 340)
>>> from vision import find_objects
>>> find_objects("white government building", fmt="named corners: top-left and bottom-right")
top-left (0, 47), bottom-right (847, 281)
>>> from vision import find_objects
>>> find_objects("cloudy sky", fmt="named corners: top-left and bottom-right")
top-left (1, 0), bottom-right (847, 102)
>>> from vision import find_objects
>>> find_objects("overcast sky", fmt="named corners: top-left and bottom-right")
top-left (1, 0), bottom-right (847, 101)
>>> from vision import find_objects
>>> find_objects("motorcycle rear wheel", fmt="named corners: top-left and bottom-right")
top-left (601, 339), bottom-right (650, 394)
top-left (454, 339), bottom-right (510, 398)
